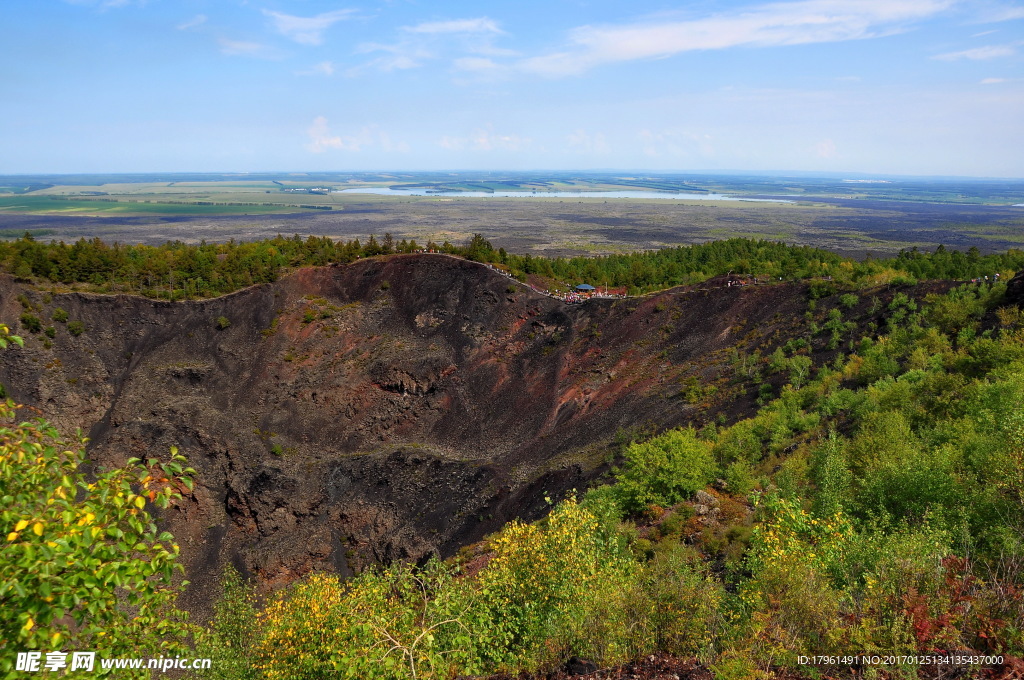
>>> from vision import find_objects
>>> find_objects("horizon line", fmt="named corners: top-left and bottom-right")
top-left (2, 169), bottom-right (1023, 182)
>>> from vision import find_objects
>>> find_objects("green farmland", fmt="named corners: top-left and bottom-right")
top-left (0, 195), bottom-right (338, 216)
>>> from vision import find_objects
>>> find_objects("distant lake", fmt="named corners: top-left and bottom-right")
top-left (335, 188), bottom-right (793, 202)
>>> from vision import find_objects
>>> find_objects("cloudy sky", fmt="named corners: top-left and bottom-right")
top-left (2, 0), bottom-right (1023, 176)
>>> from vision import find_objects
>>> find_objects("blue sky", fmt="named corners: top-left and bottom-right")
top-left (2, 0), bottom-right (1022, 176)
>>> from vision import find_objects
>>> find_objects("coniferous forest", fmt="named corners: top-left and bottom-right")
top-left (1, 232), bottom-right (1023, 298)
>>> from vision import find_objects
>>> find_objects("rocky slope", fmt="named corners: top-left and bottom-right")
top-left (0, 254), bottom-right (933, 613)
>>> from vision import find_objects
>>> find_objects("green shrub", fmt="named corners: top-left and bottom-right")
top-left (251, 561), bottom-right (485, 680)
top-left (581, 484), bottom-right (626, 540)
top-left (888, 291), bottom-right (917, 312)
top-left (724, 459), bottom-right (757, 497)
top-left (477, 498), bottom-right (637, 670)
top-left (810, 432), bottom-right (851, 517)
top-left (855, 445), bottom-right (959, 524)
top-left (43, 326), bottom-right (55, 339)
top-left (786, 355), bottom-right (813, 388)
top-left (192, 566), bottom-right (259, 680)
top-left (713, 420), bottom-right (762, 466)
top-left (0, 401), bottom-right (194, 673)
top-left (839, 293), bottom-right (859, 309)
top-left (653, 507), bottom-right (692, 541)
top-left (710, 648), bottom-right (771, 680)
top-left (51, 308), bottom-right (68, 323)
top-left (857, 348), bottom-right (900, 384)
top-left (67, 320), bottom-right (84, 336)
top-left (19, 313), bottom-right (41, 333)
top-left (809, 280), bottom-right (836, 299)
top-left (742, 557), bottom-right (845, 663)
top-left (215, 316), bottom-right (231, 330)
top-left (615, 428), bottom-right (717, 514)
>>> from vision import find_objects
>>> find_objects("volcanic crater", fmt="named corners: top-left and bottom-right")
top-left (0, 253), bottom-right (913, 613)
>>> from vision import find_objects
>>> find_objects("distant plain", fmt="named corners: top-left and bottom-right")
top-left (0, 172), bottom-right (1021, 257)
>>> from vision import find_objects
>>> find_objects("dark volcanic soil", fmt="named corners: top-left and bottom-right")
top-left (0, 254), bottom-right (946, 617)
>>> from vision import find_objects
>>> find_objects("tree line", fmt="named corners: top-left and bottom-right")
top-left (1, 232), bottom-right (1022, 299)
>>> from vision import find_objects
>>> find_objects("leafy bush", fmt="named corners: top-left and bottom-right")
top-left (615, 428), bottom-right (717, 514)
top-left (193, 566), bottom-right (259, 680)
top-left (246, 498), bottom-right (641, 678)
top-left (0, 400), bottom-right (194, 674)
top-left (786, 355), bottom-right (813, 387)
top-left (723, 459), bottom-right (757, 497)
top-left (478, 498), bottom-right (636, 669)
top-left (51, 308), bottom-right (68, 323)
top-left (67, 320), bottom-right (84, 336)
top-left (810, 432), bottom-right (851, 517)
top-left (215, 316), bottom-right (231, 330)
top-left (253, 561), bottom-right (483, 680)
top-left (19, 313), bottom-right (41, 333)
top-left (808, 280), bottom-right (837, 299)
top-left (643, 543), bottom-right (723, 658)
top-left (855, 445), bottom-right (959, 524)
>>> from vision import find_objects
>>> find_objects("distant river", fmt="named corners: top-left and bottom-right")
top-left (334, 188), bottom-right (793, 202)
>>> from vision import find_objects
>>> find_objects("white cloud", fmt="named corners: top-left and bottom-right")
top-left (299, 61), bottom-right (336, 76)
top-left (177, 14), bottom-right (207, 30)
top-left (222, 39), bottom-right (268, 56)
top-left (351, 42), bottom-right (433, 73)
top-left (349, 17), bottom-right (513, 74)
top-left (637, 129), bottom-right (716, 159)
top-left (567, 129), bottom-right (610, 154)
top-left (263, 9), bottom-right (356, 46)
top-left (519, 0), bottom-right (955, 76)
top-left (404, 18), bottom-right (503, 34)
top-left (933, 44), bottom-right (1017, 60)
top-left (305, 117), bottom-right (409, 153)
top-left (981, 77), bottom-right (1008, 83)
top-left (219, 38), bottom-right (280, 58)
top-left (438, 128), bottom-right (530, 152)
top-left (970, 4), bottom-right (1024, 22)
top-left (815, 138), bottom-right (838, 158)
top-left (307, 116), bottom-right (345, 152)
top-left (377, 132), bottom-right (410, 153)
top-left (453, 57), bottom-right (500, 72)
top-left (469, 44), bottom-right (520, 58)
